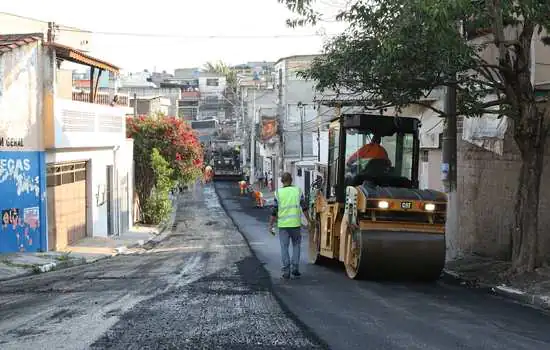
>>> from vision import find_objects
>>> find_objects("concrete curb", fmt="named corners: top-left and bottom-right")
top-left (0, 255), bottom-right (112, 283)
top-left (441, 269), bottom-right (550, 311)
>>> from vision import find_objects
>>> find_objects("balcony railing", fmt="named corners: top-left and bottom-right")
top-left (72, 91), bottom-right (130, 106)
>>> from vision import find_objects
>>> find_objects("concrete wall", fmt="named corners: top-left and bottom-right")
top-left (455, 129), bottom-right (550, 259)
top-left (0, 41), bottom-right (47, 252)
top-left (419, 149), bottom-right (443, 191)
top-left (471, 28), bottom-right (550, 85)
top-left (52, 98), bottom-right (126, 148)
top-left (56, 69), bottom-right (73, 100)
top-left (115, 139), bottom-right (134, 232)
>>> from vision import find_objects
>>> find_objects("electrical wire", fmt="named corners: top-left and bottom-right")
top-left (0, 11), bottom-right (338, 39)
top-left (1, 11), bottom-right (339, 40)
top-left (57, 27), bottom-right (338, 40)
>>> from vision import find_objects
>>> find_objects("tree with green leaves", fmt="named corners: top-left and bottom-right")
top-left (142, 148), bottom-right (176, 225)
top-left (127, 115), bottom-right (203, 224)
top-left (279, 0), bottom-right (550, 273)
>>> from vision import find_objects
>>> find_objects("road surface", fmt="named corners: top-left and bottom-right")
top-left (0, 186), bottom-right (326, 350)
top-left (215, 181), bottom-right (550, 350)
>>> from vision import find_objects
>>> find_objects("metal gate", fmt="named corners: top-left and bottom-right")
top-left (46, 161), bottom-right (87, 250)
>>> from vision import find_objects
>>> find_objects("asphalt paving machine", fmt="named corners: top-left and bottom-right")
top-left (210, 147), bottom-right (243, 181)
top-left (308, 112), bottom-right (447, 281)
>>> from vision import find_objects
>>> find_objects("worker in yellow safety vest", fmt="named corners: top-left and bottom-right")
top-left (268, 172), bottom-right (310, 280)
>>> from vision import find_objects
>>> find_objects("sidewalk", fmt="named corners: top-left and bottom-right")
top-left (442, 255), bottom-right (550, 311)
top-left (0, 196), bottom-right (177, 282)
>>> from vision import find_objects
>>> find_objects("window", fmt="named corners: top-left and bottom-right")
top-left (204, 96), bottom-right (218, 104)
top-left (179, 107), bottom-right (197, 119)
top-left (343, 129), bottom-right (415, 184)
top-left (191, 120), bottom-right (218, 129)
top-left (421, 150), bottom-right (429, 162)
top-left (46, 162), bottom-right (87, 187)
top-left (206, 78), bottom-right (219, 87)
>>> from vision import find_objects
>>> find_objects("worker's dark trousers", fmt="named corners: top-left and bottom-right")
top-left (279, 227), bottom-right (301, 275)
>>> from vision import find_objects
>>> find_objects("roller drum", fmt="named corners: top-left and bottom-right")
top-left (348, 230), bottom-right (445, 281)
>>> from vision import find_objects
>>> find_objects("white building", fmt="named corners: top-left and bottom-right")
top-left (0, 31), bottom-right (134, 252)
top-left (274, 55), bottom-right (319, 166)
top-left (197, 73), bottom-right (227, 121)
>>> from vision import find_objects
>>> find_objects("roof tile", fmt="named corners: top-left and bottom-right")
top-left (0, 33), bottom-right (43, 54)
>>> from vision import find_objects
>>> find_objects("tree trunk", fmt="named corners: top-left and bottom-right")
top-left (135, 162), bottom-right (154, 222)
top-left (511, 107), bottom-right (547, 273)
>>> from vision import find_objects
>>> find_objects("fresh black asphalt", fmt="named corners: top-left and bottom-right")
top-left (215, 181), bottom-right (550, 350)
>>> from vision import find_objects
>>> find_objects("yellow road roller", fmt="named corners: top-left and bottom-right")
top-left (308, 112), bottom-right (447, 281)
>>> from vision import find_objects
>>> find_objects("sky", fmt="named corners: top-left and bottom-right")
top-left (1, 0), bottom-right (349, 73)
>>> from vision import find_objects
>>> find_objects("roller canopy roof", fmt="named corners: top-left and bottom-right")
top-left (334, 114), bottom-right (420, 136)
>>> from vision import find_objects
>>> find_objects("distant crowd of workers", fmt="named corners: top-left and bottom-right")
top-left (238, 169), bottom-right (274, 208)
top-left (199, 164), bottom-right (273, 208)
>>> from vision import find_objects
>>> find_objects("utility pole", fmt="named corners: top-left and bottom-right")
top-left (240, 87), bottom-right (245, 166)
top-left (275, 68), bottom-right (284, 190)
top-left (250, 87), bottom-right (257, 185)
top-left (298, 101), bottom-right (304, 161)
top-left (316, 102), bottom-right (321, 162)
top-left (47, 22), bottom-right (56, 43)
top-left (441, 87), bottom-right (457, 192)
top-left (442, 21), bottom-right (464, 261)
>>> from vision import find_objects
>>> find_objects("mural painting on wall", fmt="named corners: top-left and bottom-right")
top-left (0, 152), bottom-right (44, 252)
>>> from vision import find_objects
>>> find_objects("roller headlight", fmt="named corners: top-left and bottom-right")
top-left (424, 203), bottom-right (435, 211)
top-left (378, 200), bottom-right (389, 209)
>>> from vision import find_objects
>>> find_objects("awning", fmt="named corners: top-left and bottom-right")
top-left (46, 42), bottom-right (119, 73)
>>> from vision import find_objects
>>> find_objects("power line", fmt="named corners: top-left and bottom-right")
top-left (0, 11), bottom-right (48, 24)
top-left (1, 11), bottom-right (339, 41)
top-left (57, 27), bottom-right (337, 40)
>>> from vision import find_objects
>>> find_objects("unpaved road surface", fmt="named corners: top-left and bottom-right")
top-left (0, 186), bottom-right (326, 350)
top-left (215, 181), bottom-right (550, 350)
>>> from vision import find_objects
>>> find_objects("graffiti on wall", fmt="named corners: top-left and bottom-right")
top-left (0, 152), bottom-right (44, 252)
